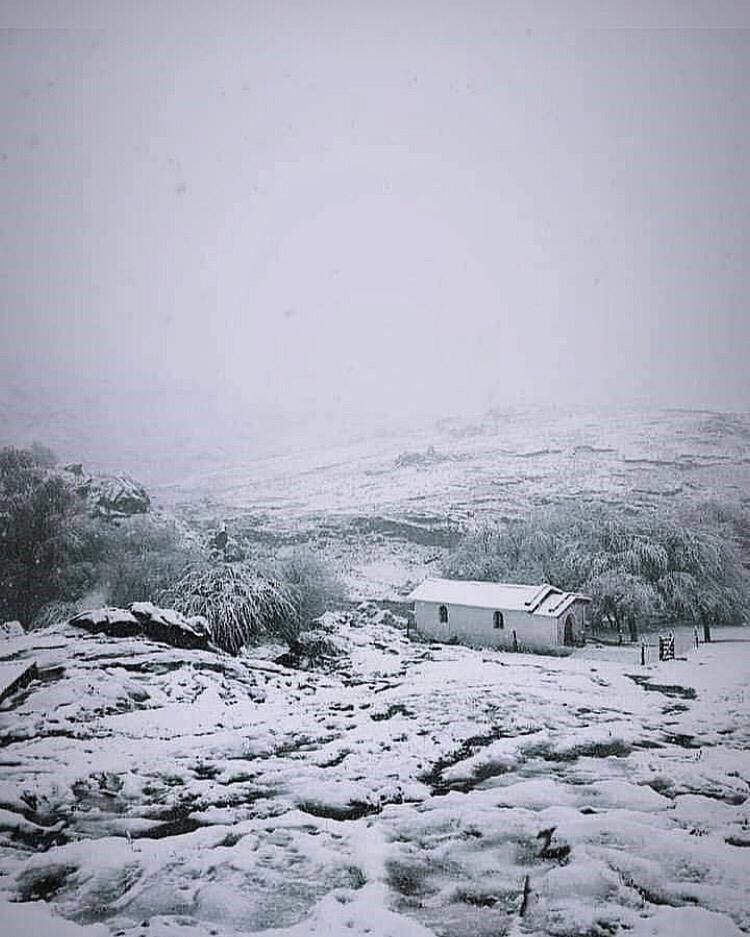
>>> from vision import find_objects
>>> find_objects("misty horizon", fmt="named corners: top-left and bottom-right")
top-left (2, 3), bottom-right (750, 456)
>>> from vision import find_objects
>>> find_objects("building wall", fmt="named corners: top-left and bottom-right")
top-left (414, 598), bottom-right (590, 649)
top-left (553, 599), bottom-right (588, 645)
top-left (414, 600), bottom-right (557, 648)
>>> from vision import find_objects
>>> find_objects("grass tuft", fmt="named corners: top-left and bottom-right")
top-left (161, 562), bottom-right (299, 654)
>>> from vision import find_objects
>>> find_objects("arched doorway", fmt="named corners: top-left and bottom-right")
top-left (563, 615), bottom-right (575, 647)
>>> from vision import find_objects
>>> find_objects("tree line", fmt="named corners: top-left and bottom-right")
top-left (443, 500), bottom-right (750, 639)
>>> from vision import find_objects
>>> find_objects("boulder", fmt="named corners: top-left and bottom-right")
top-left (68, 607), bottom-right (141, 639)
top-left (62, 463), bottom-right (85, 477)
top-left (0, 621), bottom-right (25, 639)
top-left (129, 602), bottom-right (211, 650)
top-left (275, 629), bottom-right (347, 669)
top-left (60, 466), bottom-right (151, 517)
top-left (83, 474), bottom-right (151, 517)
top-left (69, 604), bottom-right (212, 651)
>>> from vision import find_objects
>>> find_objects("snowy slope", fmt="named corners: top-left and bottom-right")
top-left (160, 407), bottom-right (750, 600)
top-left (0, 615), bottom-right (748, 937)
top-left (162, 408), bottom-right (750, 517)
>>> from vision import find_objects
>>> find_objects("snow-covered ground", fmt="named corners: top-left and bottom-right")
top-left (1, 614), bottom-right (748, 936)
top-left (160, 407), bottom-right (750, 521)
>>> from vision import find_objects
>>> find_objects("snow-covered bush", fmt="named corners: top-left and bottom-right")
top-left (270, 547), bottom-right (346, 627)
top-left (92, 515), bottom-right (200, 608)
top-left (0, 445), bottom-right (200, 626)
top-left (160, 562), bottom-right (299, 654)
top-left (0, 446), bottom-right (78, 624)
top-left (25, 512), bottom-right (200, 626)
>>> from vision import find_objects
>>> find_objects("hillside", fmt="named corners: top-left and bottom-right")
top-left (157, 407), bottom-right (750, 600)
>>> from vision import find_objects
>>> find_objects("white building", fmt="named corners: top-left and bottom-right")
top-left (408, 578), bottom-right (591, 651)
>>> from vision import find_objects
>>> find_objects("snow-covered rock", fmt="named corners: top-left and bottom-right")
top-left (87, 473), bottom-right (150, 516)
top-left (0, 620), bottom-right (25, 638)
top-left (69, 603), bottom-right (211, 650)
top-left (62, 467), bottom-right (150, 517)
top-left (68, 606), bottom-right (140, 637)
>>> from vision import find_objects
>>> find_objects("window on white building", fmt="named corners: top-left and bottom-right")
top-left (439, 604), bottom-right (448, 624)
top-left (493, 610), bottom-right (504, 630)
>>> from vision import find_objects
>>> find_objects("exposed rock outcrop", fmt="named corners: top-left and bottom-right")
top-left (61, 466), bottom-right (151, 517)
top-left (81, 473), bottom-right (151, 517)
top-left (69, 603), bottom-right (211, 650)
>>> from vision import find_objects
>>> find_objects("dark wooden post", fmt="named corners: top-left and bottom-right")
top-left (519, 874), bottom-right (531, 917)
top-left (701, 612), bottom-right (711, 644)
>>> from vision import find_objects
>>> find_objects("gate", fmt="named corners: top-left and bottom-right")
top-left (658, 632), bottom-right (675, 662)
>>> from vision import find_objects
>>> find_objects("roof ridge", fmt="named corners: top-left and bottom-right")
top-left (408, 578), bottom-right (590, 614)
top-left (425, 577), bottom-right (542, 589)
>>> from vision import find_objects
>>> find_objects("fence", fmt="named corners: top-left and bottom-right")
top-left (639, 625), bottom-right (702, 665)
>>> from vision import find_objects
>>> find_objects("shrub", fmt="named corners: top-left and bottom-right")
top-left (0, 446), bottom-right (78, 624)
top-left (0, 444), bottom-right (346, 642)
top-left (28, 441), bottom-right (58, 469)
top-left (270, 547), bottom-right (346, 627)
top-left (160, 562), bottom-right (299, 654)
top-left (32, 599), bottom-right (91, 629)
top-left (94, 515), bottom-right (200, 607)
top-left (1, 445), bottom-right (201, 625)
top-left (25, 511), bottom-right (200, 619)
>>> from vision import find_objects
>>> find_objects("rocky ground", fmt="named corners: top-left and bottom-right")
top-left (0, 611), bottom-right (748, 937)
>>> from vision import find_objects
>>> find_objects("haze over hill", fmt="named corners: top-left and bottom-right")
top-left (2, 5), bottom-right (750, 448)
top-left (2, 379), bottom-right (748, 506)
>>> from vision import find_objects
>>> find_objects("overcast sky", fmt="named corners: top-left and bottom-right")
top-left (1, 1), bottom-right (749, 434)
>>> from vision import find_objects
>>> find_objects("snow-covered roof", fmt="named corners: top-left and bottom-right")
top-left (408, 578), bottom-right (590, 616)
